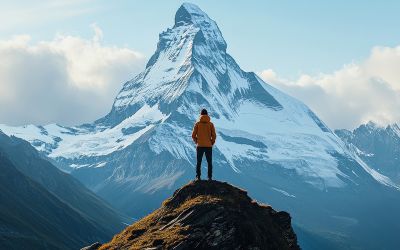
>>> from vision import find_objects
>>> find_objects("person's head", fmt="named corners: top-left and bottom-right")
top-left (200, 109), bottom-right (208, 115)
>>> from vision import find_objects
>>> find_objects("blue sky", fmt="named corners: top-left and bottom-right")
top-left (2, 0), bottom-right (399, 77)
top-left (1, 0), bottom-right (400, 128)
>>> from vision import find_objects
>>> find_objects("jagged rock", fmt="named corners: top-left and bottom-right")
top-left (100, 180), bottom-right (300, 250)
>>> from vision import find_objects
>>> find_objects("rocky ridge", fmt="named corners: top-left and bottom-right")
top-left (98, 180), bottom-right (299, 250)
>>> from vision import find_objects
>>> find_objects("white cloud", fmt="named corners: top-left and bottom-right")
top-left (259, 45), bottom-right (400, 129)
top-left (0, 25), bottom-right (145, 126)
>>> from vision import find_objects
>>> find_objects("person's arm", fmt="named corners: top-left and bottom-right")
top-left (192, 123), bottom-right (198, 144)
top-left (211, 123), bottom-right (216, 145)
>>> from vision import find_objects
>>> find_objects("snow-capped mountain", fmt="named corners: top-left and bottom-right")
top-left (1, 3), bottom-right (400, 249)
top-left (0, 3), bottom-right (393, 190)
top-left (336, 122), bottom-right (400, 185)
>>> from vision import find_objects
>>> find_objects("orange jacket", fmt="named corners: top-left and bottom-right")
top-left (192, 115), bottom-right (216, 147)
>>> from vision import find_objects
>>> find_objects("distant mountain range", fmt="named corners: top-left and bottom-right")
top-left (1, 3), bottom-right (400, 249)
top-left (0, 132), bottom-right (127, 249)
top-left (336, 122), bottom-right (400, 185)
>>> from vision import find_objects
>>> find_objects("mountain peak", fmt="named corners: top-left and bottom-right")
top-left (98, 180), bottom-right (300, 250)
top-left (175, 3), bottom-right (209, 26)
top-left (174, 2), bottom-right (227, 51)
top-left (366, 120), bottom-right (380, 128)
top-left (361, 121), bottom-right (400, 134)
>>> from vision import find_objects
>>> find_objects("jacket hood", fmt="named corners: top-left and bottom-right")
top-left (199, 115), bottom-right (210, 123)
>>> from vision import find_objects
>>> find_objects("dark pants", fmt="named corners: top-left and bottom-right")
top-left (196, 147), bottom-right (212, 179)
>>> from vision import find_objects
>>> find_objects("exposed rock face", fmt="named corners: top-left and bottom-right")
top-left (100, 180), bottom-right (299, 250)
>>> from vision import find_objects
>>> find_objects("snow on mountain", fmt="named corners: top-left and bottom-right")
top-left (2, 4), bottom-right (400, 249)
top-left (0, 104), bottom-right (167, 160)
top-left (336, 122), bottom-right (400, 186)
top-left (1, 3), bottom-right (393, 192)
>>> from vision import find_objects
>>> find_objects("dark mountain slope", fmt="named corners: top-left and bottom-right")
top-left (0, 153), bottom-right (108, 249)
top-left (0, 132), bottom-right (127, 237)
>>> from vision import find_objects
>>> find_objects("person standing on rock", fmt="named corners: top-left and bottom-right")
top-left (192, 108), bottom-right (217, 181)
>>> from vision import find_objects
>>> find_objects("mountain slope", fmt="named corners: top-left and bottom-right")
top-left (0, 153), bottom-right (110, 249)
top-left (99, 180), bottom-right (299, 250)
top-left (336, 122), bottom-right (400, 185)
top-left (0, 132), bottom-right (127, 249)
top-left (1, 3), bottom-right (400, 249)
top-left (0, 132), bottom-right (127, 236)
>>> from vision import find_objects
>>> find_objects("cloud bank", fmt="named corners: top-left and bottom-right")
top-left (1, 22), bottom-right (399, 131)
top-left (0, 25), bottom-right (145, 126)
top-left (259, 45), bottom-right (400, 129)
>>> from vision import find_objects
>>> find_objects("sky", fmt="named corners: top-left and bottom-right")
top-left (0, 0), bottom-right (399, 129)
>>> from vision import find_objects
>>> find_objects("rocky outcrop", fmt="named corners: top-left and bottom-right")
top-left (100, 180), bottom-right (300, 250)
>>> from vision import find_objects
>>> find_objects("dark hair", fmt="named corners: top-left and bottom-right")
top-left (201, 109), bottom-right (208, 115)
